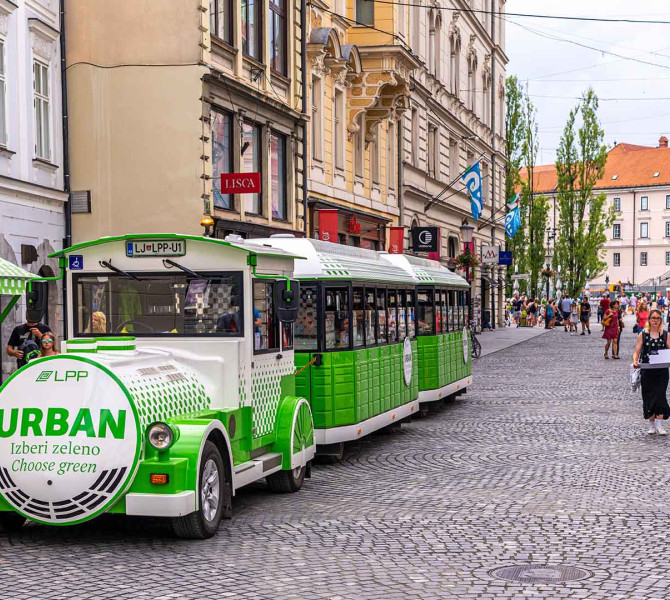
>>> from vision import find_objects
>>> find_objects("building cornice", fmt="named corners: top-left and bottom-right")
top-left (0, 175), bottom-right (68, 203)
top-left (28, 17), bottom-right (60, 40)
top-left (0, 0), bottom-right (17, 16)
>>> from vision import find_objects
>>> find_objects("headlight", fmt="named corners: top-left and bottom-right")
top-left (148, 422), bottom-right (174, 450)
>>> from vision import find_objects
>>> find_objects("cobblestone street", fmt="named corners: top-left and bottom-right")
top-left (1, 326), bottom-right (666, 599)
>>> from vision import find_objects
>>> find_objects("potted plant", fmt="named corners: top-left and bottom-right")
top-left (454, 252), bottom-right (481, 270)
top-left (540, 267), bottom-right (555, 278)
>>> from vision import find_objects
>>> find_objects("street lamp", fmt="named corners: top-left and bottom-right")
top-left (460, 219), bottom-right (475, 324)
top-left (545, 251), bottom-right (553, 300)
top-left (605, 271), bottom-right (610, 300)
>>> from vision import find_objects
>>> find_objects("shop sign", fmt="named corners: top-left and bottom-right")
top-left (348, 216), bottom-right (362, 235)
top-left (481, 245), bottom-right (499, 264)
top-left (318, 209), bottom-right (339, 243)
top-left (0, 358), bottom-right (140, 525)
top-left (411, 226), bottom-right (439, 252)
top-left (126, 239), bottom-right (186, 257)
top-left (220, 172), bottom-right (261, 195)
top-left (388, 227), bottom-right (405, 255)
top-left (498, 251), bottom-right (512, 266)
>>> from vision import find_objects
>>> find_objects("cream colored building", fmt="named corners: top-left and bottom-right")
top-left (401, 2), bottom-right (508, 327)
top-left (529, 139), bottom-right (670, 288)
top-left (66, 0), bottom-right (305, 242)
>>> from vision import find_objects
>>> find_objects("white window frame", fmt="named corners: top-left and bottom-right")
top-left (370, 126), bottom-right (380, 185)
top-left (640, 222), bottom-right (649, 239)
top-left (411, 107), bottom-right (419, 166)
top-left (33, 59), bottom-right (51, 161)
top-left (386, 120), bottom-right (395, 190)
top-left (666, 251), bottom-right (670, 267)
top-left (641, 252), bottom-right (648, 267)
top-left (613, 223), bottom-right (621, 239)
top-left (613, 252), bottom-right (620, 267)
top-left (666, 221), bottom-right (670, 238)
top-left (311, 75), bottom-right (323, 162)
top-left (0, 39), bottom-right (6, 147)
top-left (666, 195), bottom-right (670, 210)
top-left (333, 87), bottom-right (344, 171)
top-left (641, 195), bottom-right (649, 211)
top-left (613, 197), bottom-right (621, 212)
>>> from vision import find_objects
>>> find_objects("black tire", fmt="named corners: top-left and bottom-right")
top-left (315, 442), bottom-right (345, 464)
top-left (172, 441), bottom-right (230, 539)
top-left (0, 512), bottom-right (26, 533)
top-left (472, 337), bottom-right (482, 359)
top-left (266, 464), bottom-right (306, 493)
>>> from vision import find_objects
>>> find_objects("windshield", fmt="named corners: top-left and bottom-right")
top-left (74, 272), bottom-right (244, 336)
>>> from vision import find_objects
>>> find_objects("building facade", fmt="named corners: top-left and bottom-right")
top-left (528, 138), bottom-right (670, 287)
top-left (401, 1), bottom-right (507, 327)
top-left (305, 0), bottom-right (418, 249)
top-left (0, 0), bottom-right (66, 380)
top-left (66, 0), bottom-right (305, 242)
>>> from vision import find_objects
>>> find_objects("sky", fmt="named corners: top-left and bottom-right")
top-left (505, 0), bottom-right (670, 166)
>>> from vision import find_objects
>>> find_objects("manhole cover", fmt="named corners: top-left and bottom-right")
top-left (489, 565), bottom-right (592, 583)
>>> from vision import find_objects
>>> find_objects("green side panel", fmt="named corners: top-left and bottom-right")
top-left (126, 457), bottom-right (189, 496)
top-left (308, 351), bottom-right (356, 428)
top-left (280, 373), bottom-right (296, 398)
top-left (411, 340), bottom-right (419, 399)
top-left (354, 348), bottom-right (371, 422)
top-left (369, 347), bottom-right (381, 417)
top-left (294, 353), bottom-right (311, 401)
top-left (417, 336), bottom-right (440, 391)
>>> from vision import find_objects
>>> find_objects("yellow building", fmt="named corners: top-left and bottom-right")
top-left (305, 1), bottom-right (419, 248)
top-left (66, 0), bottom-right (305, 242)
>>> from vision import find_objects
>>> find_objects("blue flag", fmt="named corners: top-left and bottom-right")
top-left (462, 161), bottom-right (483, 221)
top-left (505, 194), bottom-right (521, 239)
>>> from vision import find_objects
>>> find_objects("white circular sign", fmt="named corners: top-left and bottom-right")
top-left (0, 356), bottom-right (140, 525)
top-left (418, 230), bottom-right (433, 245)
top-left (463, 327), bottom-right (469, 364)
top-left (403, 337), bottom-right (413, 386)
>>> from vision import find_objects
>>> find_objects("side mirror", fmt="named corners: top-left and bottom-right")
top-left (275, 280), bottom-right (299, 323)
top-left (26, 281), bottom-right (48, 323)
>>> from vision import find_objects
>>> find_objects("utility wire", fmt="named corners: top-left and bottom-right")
top-left (360, 0), bottom-right (670, 25)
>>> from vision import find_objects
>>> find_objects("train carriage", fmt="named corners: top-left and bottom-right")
top-left (381, 253), bottom-right (472, 404)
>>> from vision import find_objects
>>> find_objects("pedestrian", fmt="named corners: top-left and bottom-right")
top-left (513, 293), bottom-right (522, 327)
top-left (560, 295), bottom-right (572, 332)
top-left (6, 313), bottom-right (52, 369)
top-left (620, 294), bottom-right (628, 316)
top-left (602, 299), bottom-right (620, 359)
top-left (633, 309), bottom-right (670, 435)
top-left (629, 293), bottom-right (637, 315)
top-left (528, 298), bottom-right (538, 327)
top-left (569, 300), bottom-right (579, 334)
top-left (637, 299), bottom-right (650, 332)
top-left (39, 334), bottom-right (59, 357)
top-left (579, 295), bottom-right (592, 335)
top-left (599, 294), bottom-right (611, 330)
top-left (658, 294), bottom-right (666, 314)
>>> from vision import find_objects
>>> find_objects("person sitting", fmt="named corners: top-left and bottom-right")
top-left (40, 334), bottom-right (59, 357)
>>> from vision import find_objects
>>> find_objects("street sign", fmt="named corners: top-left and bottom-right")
top-left (481, 245), bottom-right (499, 264)
top-left (511, 273), bottom-right (531, 280)
top-left (220, 172), bottom-right (261, 195)
top-left (411, 227), bottom-right (439, 252)
top-left (498, 251), bottom-right (512, 266)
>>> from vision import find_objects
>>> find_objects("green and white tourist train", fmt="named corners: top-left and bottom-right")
top-left (0, 233), bottom-right (471, 538)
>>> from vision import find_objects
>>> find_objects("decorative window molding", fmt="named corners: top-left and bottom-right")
top-left (28, 18), bottom-right (59, 62)
top-left (0, 0), bottom-right (17, 37)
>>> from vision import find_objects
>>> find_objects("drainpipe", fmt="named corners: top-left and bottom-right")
top-left (301, 0), bottom-right (309, 235)
top-left (632, 190), bottom-right (636, 285)
top-left (60, 0), bottom-right (71, 339)
top-left (397, 116), bottom-right (403, 228)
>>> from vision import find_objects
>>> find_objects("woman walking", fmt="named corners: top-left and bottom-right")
top-left (633, 309), bottom-right (670, 435)
top-left (602, 299), bottom-right (621, 359)
top-left (637, 299), bottom-right (650, 332)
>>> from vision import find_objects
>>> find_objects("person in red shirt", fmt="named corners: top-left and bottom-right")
top-left (600, 295), bottom-right (610, 330)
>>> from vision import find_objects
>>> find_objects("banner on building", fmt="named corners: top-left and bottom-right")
top-left (411, 226), bottom-right (439, 253)
top-left (481, 245), bottom-right (499, 264)
top-left (220, 172), bottom-right (261, 195)
top-left (318, 209), bottom-right (339, 243)
top-left (388, 227), bottom-right (405, 254)
top-left (504, 193), bottom-right (521, 239)
top-left (462, 161), bottom-right (483, 221)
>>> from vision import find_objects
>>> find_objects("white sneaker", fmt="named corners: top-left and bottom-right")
top-left (648, 424), bottom-right (657, 435)
top-left (657, 421), bottom-right (668, 436)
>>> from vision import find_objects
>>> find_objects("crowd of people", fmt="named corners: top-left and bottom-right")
top-left (506, 293), bottom-right (593, 334)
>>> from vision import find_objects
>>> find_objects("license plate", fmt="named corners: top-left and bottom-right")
top-left (126, 239), bottom-right (186, 257)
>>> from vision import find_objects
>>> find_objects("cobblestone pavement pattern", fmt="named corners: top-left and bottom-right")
top-left (1, 327), bottom-right (666, 599)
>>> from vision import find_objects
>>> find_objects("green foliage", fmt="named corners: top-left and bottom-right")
top-left (504, 77), bottom-right (549, 296)
top-left (554, 89), bottom-right (614, 297)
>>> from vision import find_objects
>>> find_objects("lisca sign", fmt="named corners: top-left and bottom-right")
top-left (220, 172), bottom-right (261, 195)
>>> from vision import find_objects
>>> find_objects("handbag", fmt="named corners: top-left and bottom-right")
top-left (602, 313), bottom-right (612, 327)
top-left (630, 364), bottom-right (641, 392)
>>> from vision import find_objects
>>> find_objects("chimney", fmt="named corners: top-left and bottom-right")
top-left (660, 136), bottom-right (668, 148)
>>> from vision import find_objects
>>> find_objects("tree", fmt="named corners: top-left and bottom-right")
top-left (553, 89), bottom-right (613, 297)
top-left (504, 76), bottom-right (528, 291)
top-left (522, 93), bottom-right (549, 296)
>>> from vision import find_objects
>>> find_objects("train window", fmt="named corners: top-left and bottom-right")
top-left (435, 289), bottom-right (443, 333)
top-left (458, 291), bottom-right (466, 328)
top-left (253, 281), bottom-right (279, 353)
top-left (449, 290), bottom-right (457, 331)
top-left (407, 290), bottom-right (416, 338)
top-left (417, 289), bottom-right (434, 335)
top-left (444, 290), bottom-right (451, 332)
top-left (295, 284), bottom-right (318, 350)
top-left (388, 289), bottom-right (398, 343)
top-left (353, 287), bottom-right (365, 348)
top-left (282, 322), bottom-right (293, 350)
top-left (398, 289), bottom-right (407, 340)
top-left (365, 288), bottom-right (377, 345)
top-left (439, 289), bottom-right (448, 333)
top-left (325, 287), bottom-right (350, 349)
top-left (376, 288), bottom-right (388, 344)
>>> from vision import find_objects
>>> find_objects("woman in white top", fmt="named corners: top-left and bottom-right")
top-left (569, 301), bottom-right (579, 334)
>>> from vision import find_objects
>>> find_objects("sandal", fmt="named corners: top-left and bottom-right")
top-left (613, 355), bottom-right (620, 360)
top-left (604, 353), bottom-right (609, 359)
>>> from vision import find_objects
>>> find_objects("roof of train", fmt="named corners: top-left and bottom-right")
top-left (249, 236), bottom-right (469, 288)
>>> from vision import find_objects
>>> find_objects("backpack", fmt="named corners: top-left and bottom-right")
top-left (17, 339), bottom-right (41, 367)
